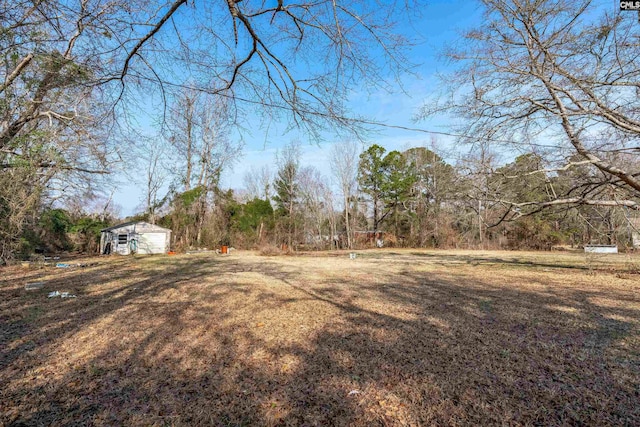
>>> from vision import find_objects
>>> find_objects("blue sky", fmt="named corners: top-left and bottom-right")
top-left (114, 0), bottom-right (487, 216)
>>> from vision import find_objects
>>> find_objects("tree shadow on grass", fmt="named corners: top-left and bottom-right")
top-left (405, 251), bottom-right (593, 270)
top-left (1, 254), bottom-right (639, 426)
top-left (0, 257), bottom-right (220, 372)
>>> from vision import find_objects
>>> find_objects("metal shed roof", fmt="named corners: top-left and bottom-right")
top-left (100, 221), bottom-right (172, 233)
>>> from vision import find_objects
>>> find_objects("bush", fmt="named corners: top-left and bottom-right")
top-left (258, 245), bottom-right (283, 256)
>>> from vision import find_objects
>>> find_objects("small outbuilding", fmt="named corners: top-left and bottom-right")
top-left (100, 221), bottom-right (171, 255)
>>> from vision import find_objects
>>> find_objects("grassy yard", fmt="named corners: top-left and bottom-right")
top-left (1, 249), bottom-right (639, 426)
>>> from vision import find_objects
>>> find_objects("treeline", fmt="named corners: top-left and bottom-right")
top-left (146, 142), bottom-right (638, 253)
top-left (10, 138), bottom-right (638, 260)
top-left (3, 0), bottom-right (639, 263)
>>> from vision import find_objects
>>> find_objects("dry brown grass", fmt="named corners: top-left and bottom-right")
top-left (258, 245), bottom-right (285, 256)
top-left (1, 249), bottom-right (639, 426)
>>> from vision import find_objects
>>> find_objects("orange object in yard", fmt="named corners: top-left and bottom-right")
top-left (221, 246), bottom-right (228, 254)
top-left (167, 251), bottom-right (176, 256)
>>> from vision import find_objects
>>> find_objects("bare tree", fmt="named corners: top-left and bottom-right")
top-left (0, 0), bottom-right (417, 261)
top-left (164, 90), bottom-right (242, 245)
top-left (1, 0), bottom-right (416, 156)
top-left (299, 166), bottom-right (332, 249)
top-left (194, 94), bottom-right (242, 244)
top-left (330, 140), bottom-right (359, 249)
top-left (166, 90), bottom-right (198, 192)
top-left (0, 0), bottom-right (130, 261)
top-left (456, 142), bottom-right (502, 245)
top-left (138, 137), bottom-right (170, 224)
top-left (243, 165), bottom-right (273, 201)
top-left (196, 94), bottom-right (242, 192)
top-left (420, 0), bottom-right (640, 220)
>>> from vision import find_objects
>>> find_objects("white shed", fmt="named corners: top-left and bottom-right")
top-left (100, 221), bottom-right (171, 255)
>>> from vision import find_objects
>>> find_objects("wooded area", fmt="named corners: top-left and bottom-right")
top-left (1, 0), bottom-right (639, 262)
top-left (160, 139), bottom-right (640, 252)
top-left (14, 138), bottom-right (640, 257)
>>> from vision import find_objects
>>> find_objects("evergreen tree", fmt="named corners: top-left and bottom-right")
top-left (273, 143), bottom-right (301, 248)
top-left (381, 150), bottom-right (416, 239)
top-left (358, 144), bottom-right (387, 231)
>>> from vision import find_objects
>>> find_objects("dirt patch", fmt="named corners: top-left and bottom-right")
top-left (1, 250), bottom-right (639, 425)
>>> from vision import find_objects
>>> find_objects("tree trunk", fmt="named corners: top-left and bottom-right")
top-left (344, 193), bottom-right (352, 249)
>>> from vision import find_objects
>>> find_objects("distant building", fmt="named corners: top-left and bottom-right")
top-left (100, 221), bottom-right (171, 255)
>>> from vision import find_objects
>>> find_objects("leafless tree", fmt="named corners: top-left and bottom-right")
top-left (195, 94), bottom-right (243, 192)
top-left (243, 165), bottom-right (273, 201)
top-left (195, 94), bottom-right (242, 243)
top-left (330, 140), bottom-right (359, 249)
top-left (456, 142), bottom-right (502, 245)
top-left (299, 166), bottom-right (332, 249)
top-left (138, 137), bottom-right (170, 224)
top-left (166, 90), bottom-right (199, 192)
top-left (0, 0), bottom-right (417, 261)
top-left (420, 0), bottom-right (640, 220)
top-left (164, 90), bottom-right (242, 244)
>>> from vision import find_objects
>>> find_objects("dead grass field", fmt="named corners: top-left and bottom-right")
top-left (1, 249), bottom-right (639, 426)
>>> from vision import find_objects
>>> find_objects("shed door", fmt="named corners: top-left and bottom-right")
top-left (116, 233), bottom-right (130, 255)
top-left (137, 233), bottom-right (167, 254)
